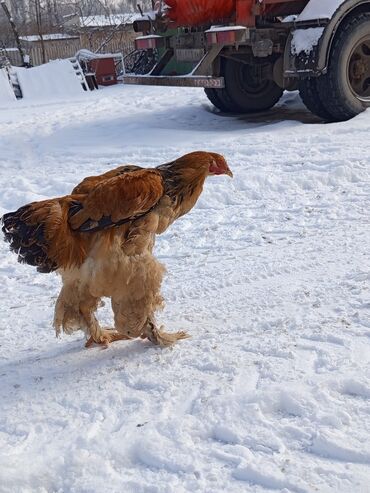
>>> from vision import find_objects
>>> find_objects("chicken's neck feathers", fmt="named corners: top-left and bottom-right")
top-left (157, 164), bottom-right (207, 218)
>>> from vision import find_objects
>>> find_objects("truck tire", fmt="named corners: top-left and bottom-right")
top-left (299, 77), bottom-right (333, 120)
top-left (317, 13), bottom-right (370, 121)
top-left (223, 58), bottom-right (283, 112)
top-left (204, 87), bottom-right (242, 112)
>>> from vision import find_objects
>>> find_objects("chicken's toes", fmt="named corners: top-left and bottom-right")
top-left (146, 324), bottom-right (190, 347)
top-left (85, 329), bottom-right (127, 349)
top-left (85, 336), bottom-right (95, 348)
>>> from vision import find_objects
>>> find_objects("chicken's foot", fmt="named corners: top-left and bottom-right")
top-left (143, 319), bottom-right (189, 347)
top-left (85, 328), bottom-right (130, 348)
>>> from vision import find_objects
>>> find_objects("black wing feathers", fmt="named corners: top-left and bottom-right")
top-left (2, 206), bottom-right (57, 273)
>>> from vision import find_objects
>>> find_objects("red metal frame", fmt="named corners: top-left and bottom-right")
top-left (236, 0), bottom-right (309, 26)
top-left (161, 0), bottom-right (309, 29)
top-left (263, 0), bottom-right (304, 3)
top-left (258, 0), bottom-right (309, 16)
top-left (236, 0), bottom-right (255, 26)
top-left (206, 26), bottom-right (248, 45)
top-left (135, 36), bottom-right (165, 50)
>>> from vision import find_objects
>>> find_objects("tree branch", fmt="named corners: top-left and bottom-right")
top-left (1, 0), bottom-right (27, 65)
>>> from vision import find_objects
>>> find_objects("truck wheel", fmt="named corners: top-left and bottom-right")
top-left (299, 77), bottom-right (333, 119)
top-left (204, 88), bottom-right (242, 112)
top-left (317, 13), bottom-right (370, 121)
top-left (224, 58), bottom-right (283, 112)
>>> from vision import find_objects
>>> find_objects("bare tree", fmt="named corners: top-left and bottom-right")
top-left (0, 0), bottom-right (27, 64)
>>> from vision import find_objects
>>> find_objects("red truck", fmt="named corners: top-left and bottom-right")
top-left (123, 0), bottom-right (370, 121)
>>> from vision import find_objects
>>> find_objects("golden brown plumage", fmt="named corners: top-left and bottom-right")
top-left (2, 151), bottom-right (232, 348)
top-left (71, 164), bottom-right (142, 195)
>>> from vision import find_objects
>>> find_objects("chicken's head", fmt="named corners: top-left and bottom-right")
top-left (207, 152), bottom-right (233, 178)
top-left (163, 151), bottom-right (233, 179)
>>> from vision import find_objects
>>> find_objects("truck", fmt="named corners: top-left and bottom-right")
top-left (123, 0), bottom-right (370, 122)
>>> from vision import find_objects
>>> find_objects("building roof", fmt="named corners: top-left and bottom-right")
top-left (20, 34), bottom-right (79, 42)
top-left (79, 14), bottom-right (141, 28)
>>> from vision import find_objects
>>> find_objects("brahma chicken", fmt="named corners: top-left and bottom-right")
top-left (2, 151), bottom-right (233, 348)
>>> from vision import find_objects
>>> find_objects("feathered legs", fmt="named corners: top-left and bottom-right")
top-left (79, 295), bottom-right (129, 348)
top-left (112, 301), bottom-right (188, 347)
top-left (111, 253), bottom-right (189, 347)
top-left (54, 275), bottom-right (129, 347)
top-left (54, 254), bottom-right (188, 348)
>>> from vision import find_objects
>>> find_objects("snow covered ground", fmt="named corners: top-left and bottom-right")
top-left (1, 85), bottom-right (370, 493)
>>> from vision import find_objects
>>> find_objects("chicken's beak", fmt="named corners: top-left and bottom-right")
top-left (226, 168), bottom-right (233, 178)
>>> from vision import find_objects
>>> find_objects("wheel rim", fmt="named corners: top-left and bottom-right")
top-left (348, 35), bottom-right (370, 101)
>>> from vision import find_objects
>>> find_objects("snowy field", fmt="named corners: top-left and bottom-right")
top-left (1, 85), bottom-right (370, 493)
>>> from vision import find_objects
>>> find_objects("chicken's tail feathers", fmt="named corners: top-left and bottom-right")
top-left (1, 204), bottom-right (57, 273)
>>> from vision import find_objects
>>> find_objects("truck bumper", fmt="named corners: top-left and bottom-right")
top-left (122, 74), bottom-right (225, 88)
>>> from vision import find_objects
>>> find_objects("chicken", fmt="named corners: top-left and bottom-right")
top-left (2, 151), bottom-right (233, 348)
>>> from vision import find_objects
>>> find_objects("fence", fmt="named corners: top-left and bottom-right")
top-left (5, 31), bottom-right (136, 67)
top-left (4, 48), bottom-right (23, 66)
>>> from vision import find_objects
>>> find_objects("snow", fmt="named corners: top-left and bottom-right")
top-left (291, 27), bottom-right (325, 55)
top-left (15, 60), bottom-right (86, 101)
top-left (135, 35), bottom-right (163, 40)
top-left (1, 85), bottom-right (370, 492)
top-left (80, 14), bottom-right (141, 28)
top-left (76, 49), bottom-right (123, 61)
top-left (20, 34), bottom-right (79, 42)
top-left (0, 69), bottom-right (16, 102)
top-left (206, 25), bottom-right (248, 32)
top-left (297, 0), bottom-right (345, 21)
